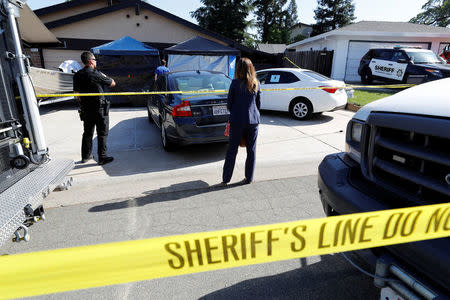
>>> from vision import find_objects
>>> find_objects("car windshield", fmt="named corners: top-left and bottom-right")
top-left (170, 73), bottom-right (232, 92)
top-left (302, 71), bottom-right (331, 81)
top-left (405, 51), bottom-right (444, 64)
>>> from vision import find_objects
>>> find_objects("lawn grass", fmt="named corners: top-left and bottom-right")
top-left (349, 90), bottom-right (397, 106)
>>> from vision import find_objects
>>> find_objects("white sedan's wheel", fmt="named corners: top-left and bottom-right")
top-left (290, 99), bottom-right (312, 120)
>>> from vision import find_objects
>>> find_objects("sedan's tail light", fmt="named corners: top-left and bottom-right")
top-left (172, 101), bottom-right (192, 117)
top-left (320, 86), bottom-right (338, 93)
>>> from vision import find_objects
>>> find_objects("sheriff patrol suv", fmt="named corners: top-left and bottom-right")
top-left (318, 78), bottom-right (450, 299)
top-left (358, 47), bottom-right (450, 84)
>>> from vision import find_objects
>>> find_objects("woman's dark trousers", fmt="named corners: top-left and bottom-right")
top-left (222, 123), bottom-right (258, 183)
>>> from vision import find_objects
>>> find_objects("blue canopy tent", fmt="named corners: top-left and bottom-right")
top-left (164, 36), bottom-right (240, 78)
top-left (91, 36), bottom-right (159, 105)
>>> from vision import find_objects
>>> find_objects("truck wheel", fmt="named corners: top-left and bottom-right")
top-left (361, 68), bottom-right (373, 84)
top-left (160, 121), bottom-right (175, 151)
top-left (289, 99), bottom-right (312, 120)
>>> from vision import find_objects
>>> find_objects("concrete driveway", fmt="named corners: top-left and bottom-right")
top-left (42, 103), bottom-right (353, 208)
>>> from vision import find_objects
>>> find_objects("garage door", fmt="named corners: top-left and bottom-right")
top-left (344, 41), bottom-right (430, 82)
top-left (42, 49), bottom-right (83, 71)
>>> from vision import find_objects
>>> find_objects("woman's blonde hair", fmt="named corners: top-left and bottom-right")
top-left (235, 57), bottom-right (258, 93)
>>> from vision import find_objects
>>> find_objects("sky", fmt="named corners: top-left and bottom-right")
top-left (27, 0), bottom-right (428, 26)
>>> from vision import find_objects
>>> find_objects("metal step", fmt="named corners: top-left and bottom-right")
top-left (0, 158), bottom-right (74, 246)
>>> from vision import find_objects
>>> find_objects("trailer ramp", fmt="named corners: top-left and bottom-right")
top-left (0, 159), bottom-right (73, 246)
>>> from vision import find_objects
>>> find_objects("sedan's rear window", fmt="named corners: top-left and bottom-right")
top-left (302, 71), bottom-right (331, 81)
top-left (170, 74), bottom-right (232, 92)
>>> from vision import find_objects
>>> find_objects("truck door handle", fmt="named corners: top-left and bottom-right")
top-left (388, 63), bottom-right (393, 66)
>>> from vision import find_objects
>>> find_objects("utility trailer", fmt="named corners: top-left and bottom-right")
top-left (0, 0), bottom-right (73, 246)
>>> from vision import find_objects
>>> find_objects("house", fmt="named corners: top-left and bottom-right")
top-left (19, 4), bottom-right (60, 68)
top-left (286, 21), bottom-right (450, 82)
top-left (33, 0), bottom-right (257, 71)
top-left (289, 22), bottom-right (313, 42)
top-left (256, 43), bottom-right (287, 54)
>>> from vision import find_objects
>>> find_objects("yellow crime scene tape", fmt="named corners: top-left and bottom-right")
top-left (0, 203), bottom-right (448, 299)
top-left (31, 56), bottom-right (413, 99)
top-left (34, 83), bottom-right (414, 99)
top-left (283, 56), bottom-right (303, 69)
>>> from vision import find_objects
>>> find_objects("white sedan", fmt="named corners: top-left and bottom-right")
top-left (256, 68), bottom-right (348, 120)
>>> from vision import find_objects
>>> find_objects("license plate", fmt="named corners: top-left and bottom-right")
top-left (346, 89), bottom-right (354, 98)
top-left (212, 105), bottom-right (229, 116)
top-left (380, 287), bottom-right (405, 300)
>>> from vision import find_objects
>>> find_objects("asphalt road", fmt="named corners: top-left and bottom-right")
top-left (2, 177), bottom-right (378, 300)
top-left (0, 104), bottom-right (381, 299)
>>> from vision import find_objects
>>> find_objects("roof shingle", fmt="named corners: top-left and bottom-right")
top-left (336, 21), bottom-right (450, 34)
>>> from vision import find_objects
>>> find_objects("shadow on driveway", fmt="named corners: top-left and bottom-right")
top-left (88, 180), bottom-right (244, 213)
top-left (38, 100), bottom-right (78, 115)
top-left (200, 254), bottom-right (378, 300)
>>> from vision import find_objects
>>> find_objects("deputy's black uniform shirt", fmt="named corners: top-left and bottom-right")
top-left (73, 66), bottom-right (112, 114)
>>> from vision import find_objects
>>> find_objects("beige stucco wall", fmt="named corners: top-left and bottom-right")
top-left (39, 1), bottom-right (107, 23)
top-left (49, 7), bottom-right (225, 45)
top-left (42, 49), bottom-right (83, 71)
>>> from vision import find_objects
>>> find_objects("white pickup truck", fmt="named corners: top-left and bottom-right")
top-left (318, 78), bottom-right (449, 299)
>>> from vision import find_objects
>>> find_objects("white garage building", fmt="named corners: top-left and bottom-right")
top-left (286, 21), bottom-right (450, 82)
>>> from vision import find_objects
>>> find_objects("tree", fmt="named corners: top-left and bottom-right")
top-left (252, 0), bottom-right (298, 44)
top-left (311, 0), bottom-right (356, 36)
top-left (286, 0), bottom-right (299, 29)
top-left (291, 34), bottom-right (308, 43)
top-left (410, 0), bottom-right (450, 27)
top-left (191, 0), bottom-right (251, 43)
top-left (284, 0), bottom-right (299, 43)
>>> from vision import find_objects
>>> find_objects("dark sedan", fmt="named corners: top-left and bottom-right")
top-left (147, 70), bottom-right (231, 151)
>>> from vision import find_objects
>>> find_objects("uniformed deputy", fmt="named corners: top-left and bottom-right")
top-left (73, 51), bottom-right (116, 165)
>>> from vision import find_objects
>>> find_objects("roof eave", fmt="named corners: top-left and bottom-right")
top-left (287, 31), bottom-right (334, 48)
top-left (287, 30), bottom-right (450, 48)
top-left (34, 0), bottom-right (98, 16)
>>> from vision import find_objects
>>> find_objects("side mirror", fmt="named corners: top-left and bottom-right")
top-left (397, 59), bottom-right (408, 64)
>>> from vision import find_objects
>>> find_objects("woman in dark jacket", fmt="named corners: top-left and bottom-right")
top-left (222, 58), bottom-right (261, 185)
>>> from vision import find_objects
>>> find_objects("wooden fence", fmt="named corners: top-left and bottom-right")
top-left (283, 50), bottom-right (334, 77)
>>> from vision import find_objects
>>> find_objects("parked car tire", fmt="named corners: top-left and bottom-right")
top-left (160, 121), bottom-right (176, 151)
top-left (360, 68), bottom-right (373, 84)
top-left (289, 98), bottom-right (312, 120)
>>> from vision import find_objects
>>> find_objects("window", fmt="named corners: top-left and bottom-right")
top-left (169, 74), bottom-right (231, 92)
top-left (374, 49), bottom-right (393, 60)
top-left (267, 71), bottom-right (300, 84)
top-left (257, 72), bottom-right (268, 84)
top-left (392, 51), bottom-right (408, 62)
top-left (302, 71), bottom-right (331, 82)
top-left (405, 50), bottom-right (443, 64)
